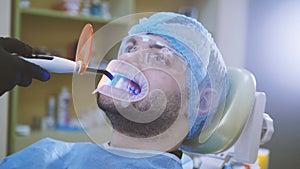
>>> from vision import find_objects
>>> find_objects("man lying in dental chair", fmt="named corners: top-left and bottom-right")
top-left (1, 12), bottom-right (272, 169)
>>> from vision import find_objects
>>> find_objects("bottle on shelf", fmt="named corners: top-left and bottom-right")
top-left (81, 0), bottom-right (91, 16)
top-left (90, 0), bottom-right (102, 17)
top-left (41, 96), bottom-right (56, 131)
top-left (57, 87), bottom-right (71, 128)
top-left (101, 1), bottom-right (111, 19)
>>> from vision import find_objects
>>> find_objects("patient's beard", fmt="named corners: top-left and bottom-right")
top-left (96, 92), bottom-right (181, 138)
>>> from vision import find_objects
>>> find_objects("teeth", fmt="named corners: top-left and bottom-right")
top-left (95, 60), bottom-right (149, 102)
top-left (111, 74), bottom-right (141, 95)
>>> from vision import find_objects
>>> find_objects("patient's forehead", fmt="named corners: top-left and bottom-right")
top-left (146, 34), bottom-right (171, 46)
top-left (125, 33), bottom-right (173, 49)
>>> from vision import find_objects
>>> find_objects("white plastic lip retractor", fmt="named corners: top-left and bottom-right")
top-left (93, 60), bottom-right (147, 101)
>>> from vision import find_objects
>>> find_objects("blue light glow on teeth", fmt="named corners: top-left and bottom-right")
top-left (109, 73), bottom-right (141, 95)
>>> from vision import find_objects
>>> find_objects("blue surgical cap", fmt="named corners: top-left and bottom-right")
top-left (128, 12), bottom-right (230, 140)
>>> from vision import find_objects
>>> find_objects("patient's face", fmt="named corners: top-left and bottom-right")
top-left (96, 34), bottom-right (189, 139)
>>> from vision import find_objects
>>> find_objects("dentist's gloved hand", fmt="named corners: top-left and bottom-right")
top-left (0, 37), bottom-right (50, 96)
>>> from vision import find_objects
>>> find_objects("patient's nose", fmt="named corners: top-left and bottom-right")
top-left (118, 53), bottom-right (130, 60)
top-left (118, 53), bottom-right (142, 70)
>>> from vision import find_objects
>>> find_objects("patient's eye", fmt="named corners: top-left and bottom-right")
top-left (123, 38), bottom-right (139, 53)
top-left (124, 44), bottom-right (139, 53)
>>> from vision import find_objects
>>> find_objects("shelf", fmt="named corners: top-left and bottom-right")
top-left (15, 126), bottom-right (112, 152)
top-left (20, 7), bottom-right (113, 24)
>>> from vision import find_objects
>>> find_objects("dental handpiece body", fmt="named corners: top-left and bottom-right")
top-left (21, 55), bottom-right (80, 73)
top-left (19, 54), bottom-right (113, 79)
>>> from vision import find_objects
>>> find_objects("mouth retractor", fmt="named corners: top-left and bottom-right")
top-left (93, 60), bottom-right (149, 102)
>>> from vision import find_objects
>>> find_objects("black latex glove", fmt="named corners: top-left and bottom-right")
top-left (0, 37), bottom-right (50, 96)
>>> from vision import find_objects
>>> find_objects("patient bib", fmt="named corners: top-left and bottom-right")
top-left (0, 138), bottom-right (187, 169)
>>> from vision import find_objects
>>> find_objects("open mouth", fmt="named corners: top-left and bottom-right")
top-left (93, 60), bottom-right (149, 102)
top-left (109, 73), bottom-right (142, 95)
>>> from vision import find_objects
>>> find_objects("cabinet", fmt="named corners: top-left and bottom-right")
top-left (9, 0), bottom-right (224, 154)
top-left (9, 0), bottom-right (136, 154)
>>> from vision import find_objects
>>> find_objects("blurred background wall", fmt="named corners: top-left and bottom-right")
top-left (246, 0), bottom-right (300, 168)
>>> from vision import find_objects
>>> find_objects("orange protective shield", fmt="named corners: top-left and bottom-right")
top-left (75, 24), bottom-right (94, 74)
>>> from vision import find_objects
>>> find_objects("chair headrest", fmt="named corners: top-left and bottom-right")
top-left (181, 67), bottom-right (256, 154)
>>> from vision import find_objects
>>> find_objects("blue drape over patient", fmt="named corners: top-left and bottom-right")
top-left (0, 138), bottom-right (184, 169)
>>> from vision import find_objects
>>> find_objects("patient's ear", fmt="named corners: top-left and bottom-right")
top-left (199, 88), bottom-right (219, 113)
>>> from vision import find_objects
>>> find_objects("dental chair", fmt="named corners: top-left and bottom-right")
top-left (181, 67), bottom-right (274, 169)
